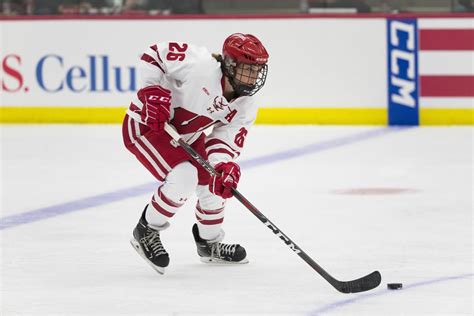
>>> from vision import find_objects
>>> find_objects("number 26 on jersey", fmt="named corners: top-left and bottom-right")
top-left (166, 42), bottom-right (188, 61)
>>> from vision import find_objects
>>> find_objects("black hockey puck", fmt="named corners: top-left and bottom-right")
top-left (387, 283), bottom-right (403, 290)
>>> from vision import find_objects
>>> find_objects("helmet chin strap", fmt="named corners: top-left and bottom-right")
top-left (228, 76), bottom-right (254, 97)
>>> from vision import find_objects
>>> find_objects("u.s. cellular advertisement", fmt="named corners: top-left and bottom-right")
top-left (1, 19), bottom-right (387, 108)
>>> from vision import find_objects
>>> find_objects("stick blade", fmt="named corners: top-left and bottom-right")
top-left (335, 270), bottom-right (382, 294)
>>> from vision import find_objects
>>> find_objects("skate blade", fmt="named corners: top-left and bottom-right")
top-left (199, 257), bottom-right (249, 264)
top-left (130, 238), bottom-right (166, 275)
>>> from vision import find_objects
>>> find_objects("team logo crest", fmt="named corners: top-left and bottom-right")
top-left (212, 96), bottom-right (228, 111)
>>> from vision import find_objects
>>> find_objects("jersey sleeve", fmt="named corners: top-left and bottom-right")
top-left (127, 42), bottom-right (198, 122)
top-left (205, 97), bottom-right (258, 166)
top-left (139, 42), bottom-right (195, 86)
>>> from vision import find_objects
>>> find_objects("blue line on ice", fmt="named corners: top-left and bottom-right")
top-left (308, 273), bottom-right (474, 315)
top-left (0, 127), bottom-right (403, 230)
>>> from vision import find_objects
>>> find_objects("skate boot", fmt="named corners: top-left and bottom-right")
top-left (130, 207), bottom-right (170, 274)
top-left (192, 224), bottom-right (248, 264)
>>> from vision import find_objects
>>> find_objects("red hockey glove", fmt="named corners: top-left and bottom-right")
top-left (209, 162), bottom-right (241, 199)
top-left (137, 85), bottom-right (172, 133)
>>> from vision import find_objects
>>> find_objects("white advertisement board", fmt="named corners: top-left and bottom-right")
top-left (1, 18), bottom-right (387, 108)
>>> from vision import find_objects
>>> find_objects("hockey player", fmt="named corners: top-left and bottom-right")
top-left (122, 33), bottom-right (269, 274)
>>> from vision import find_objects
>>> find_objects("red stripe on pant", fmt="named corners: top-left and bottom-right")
top-left (135, 137), bottom-right (169, 175)
top-left (134, 153), bottom-right (165, 181)
top-left (158, 186), bottom-right (184, 208)
top-left (122, 115), bottom-right (211, 184)
top-left (122, 115), bottom-right (169, 181)
top-left (195, 216), bottom-right (224, 225)
top-left (151, 197), bottom-right (175, 218)
top-left (122, 115), bottom-right (133, 146)
top-left (196, 204), bottom-right (224, 215)
top-left (195, 204), bottom-right (224, 225)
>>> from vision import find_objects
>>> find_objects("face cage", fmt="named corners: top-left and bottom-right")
top-left (224, 61), bottom-right (268, 97)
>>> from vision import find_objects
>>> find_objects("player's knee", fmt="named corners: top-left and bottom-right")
top-left (196, 185), bottom-right (226, 210)
top-left (163, 162), bottom-right (199, 198)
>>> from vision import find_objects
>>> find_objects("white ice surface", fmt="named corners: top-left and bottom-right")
top-left (1, 125), bottom-right (473, 315)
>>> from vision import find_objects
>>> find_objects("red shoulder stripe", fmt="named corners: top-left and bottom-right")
top-left (150, 44), bottom-right (164, 63)
top-left (141, 53), bottom-right (165, 74)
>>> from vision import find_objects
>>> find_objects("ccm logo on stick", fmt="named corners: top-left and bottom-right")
top-left (264, 220), bottom-right (301, 254)
top-left (387, 19), bottom-right (419, 125)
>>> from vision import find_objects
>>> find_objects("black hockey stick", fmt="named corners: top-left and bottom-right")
top-left (164, 123), bottom-right (381, 294)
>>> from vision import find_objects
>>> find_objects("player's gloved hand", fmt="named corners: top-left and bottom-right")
top-left (137, 85), bottom-right (172, 133)
top-left (209, 162), bottom-right (241, 199)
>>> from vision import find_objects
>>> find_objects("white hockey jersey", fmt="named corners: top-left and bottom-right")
top-left (126, 42), bottom-right (258, 166)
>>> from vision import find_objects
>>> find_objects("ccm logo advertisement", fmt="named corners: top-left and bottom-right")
top-left (387, 19), bottom-right (419, 126)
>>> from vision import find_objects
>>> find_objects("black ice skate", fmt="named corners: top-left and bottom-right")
top-left (130, 207), bottom-right (170, 274)
top-left (192, 224), bottom-right (248, 264)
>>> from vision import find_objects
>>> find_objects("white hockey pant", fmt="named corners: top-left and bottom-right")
top-left (145, 161), bottom-right (226, 240)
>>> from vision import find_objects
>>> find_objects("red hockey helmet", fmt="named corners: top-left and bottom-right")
top-left (223, 33), bottom-right (269, 65)
top-left (222, 33), bottom-right (269, 96)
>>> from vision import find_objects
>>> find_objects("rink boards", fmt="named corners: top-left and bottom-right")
top-left (1, 14), bottom-right (473, 125)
